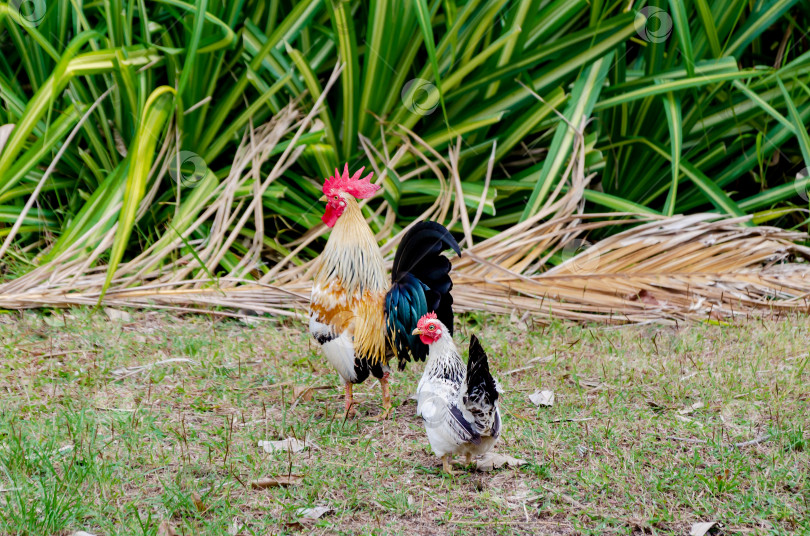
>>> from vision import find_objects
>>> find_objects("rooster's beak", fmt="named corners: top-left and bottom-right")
top-left (412, 328), bottom-right (422, 335)
top-left (319, 195), bottom-right (327, 202)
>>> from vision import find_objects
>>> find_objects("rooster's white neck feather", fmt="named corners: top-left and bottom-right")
top-left (315, 198), bottom-right (386, 292)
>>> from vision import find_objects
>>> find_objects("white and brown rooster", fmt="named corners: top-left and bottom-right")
top-left (412, 312), bottom-right (502, 475)
top-left (309, 164), bottom-right (460, 418)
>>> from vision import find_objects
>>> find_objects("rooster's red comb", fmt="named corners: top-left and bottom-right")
top-left (322, 163), bottom-right (380, 200)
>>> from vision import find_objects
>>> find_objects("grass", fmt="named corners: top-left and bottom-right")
top-left (0, 309), bottom-right (808, 535)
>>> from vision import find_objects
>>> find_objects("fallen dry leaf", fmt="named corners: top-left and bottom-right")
top-left (258, 437), bottom-right (312, 453)
top-left (566, 376), bottom-right (603, 389)
top-left (250, 474), bottom-right (303, 489)
top-left (191, 491), bottom-right (206, 512)
top-left (293, 385), bottom-right (330, 402)
top-left (690, 521), bottom-right (718, 536)
top-left (529, 390), bottom-right (555, 407)
top-left (509, 309), bottom-right (530, 331)
top-left (296, 505), bottom-right (332, 519)
top-left (71, 532), bottom-right (98, 536)
top-left (286, 505), bottom-right (333, 528)
top-left (628, 289), bottom-right (661, 306)
top-left (157, 521), bottom-right (177, 536)
top-left (476, 452), bottom-right (527, 472)
top-left (111, 125), bottom-right (127, 157)
top-left (647, 400), bottom-right (667, 413)
top-left (293, 386), bottom-right (316, 401)
top-left (0, 124), bottom-right (14, 156)
top-left (708, 309), bottom-right (725, 321)
top-left (104, 308), bottom-right (132, 322)
top-left (678, 401), bottom-right (705, 415)
top-left (550, 416), bottom-right (594, 423)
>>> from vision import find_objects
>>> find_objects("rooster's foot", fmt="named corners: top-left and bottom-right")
top-left (371, 406), bottom-right (392, 421)
top-left (370, 372), bottom-right (393, 421)
top-left (342, 383), bottom-right (358, 419)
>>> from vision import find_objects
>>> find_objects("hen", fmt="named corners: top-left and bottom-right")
top-left (309, 164), bottom-right (460, 418)
top-left (412, 313), bottom-right (501, 475)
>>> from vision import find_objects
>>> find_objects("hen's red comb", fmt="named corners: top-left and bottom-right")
top-left (322, 163), bottom-right (380, 200)
top-left (417, 312), bottom-right (438, 330)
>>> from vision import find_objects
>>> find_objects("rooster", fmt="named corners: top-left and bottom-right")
top-left (412, 313), bottom-right (501, 475)
top-left (309, 164), bottom-right (460, 418)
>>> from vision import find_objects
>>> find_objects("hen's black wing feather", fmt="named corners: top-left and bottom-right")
top-left (385, 222), bottom-right (460, 367)
top-left (447, 404), bottom-right (482, 445)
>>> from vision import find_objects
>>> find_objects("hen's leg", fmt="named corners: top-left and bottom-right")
top-left (442, 454), bottom-right (458, 476)
top-left (343, 382), bottom-right (356, 417)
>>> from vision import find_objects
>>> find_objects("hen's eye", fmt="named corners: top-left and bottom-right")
top-left (333, 195), bottom-right (338, 200)
top-left (428, 325), bottom-right (435, 331)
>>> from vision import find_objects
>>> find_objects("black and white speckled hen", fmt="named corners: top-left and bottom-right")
top-left (412, 313), bottom-right (502, 475)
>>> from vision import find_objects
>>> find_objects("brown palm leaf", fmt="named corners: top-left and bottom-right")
top-left (0, 100), bottom-right (809, 324)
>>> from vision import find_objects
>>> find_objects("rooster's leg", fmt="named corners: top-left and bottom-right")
top-left (372, 372), bottom-right (392, 420)
top-left (343, 383), bottom-right (356, 417)
top-left (381, 372), bottom-right (392, 418)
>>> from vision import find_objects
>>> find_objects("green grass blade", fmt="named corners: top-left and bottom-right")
top-left (732, 79), bottom-right (796, 133)
top-left (595, 70), bottom-right (757, 110)
top-left (356, 0), bottom-right (389, 136)
top-left (413, 0), bottom-right (449, 129)
top-left (521, 52), bottom-right (613, 221)
top-left (328, 0), bottom-right (359, 158)
top-left (661, 88), bottom-right (681, 216)
top-left (694, 0), bottom-right (721, 57)
top-left (99, 87), bottom-right (175, 303)
top-left (177, 0), bottom-right (208, 96)
top-left (725, 0), bottom-right (799, 57)
top-left (777, 77), bottom-right (810, 169)
top-left (667, 0), bottom-right (695, 77)
top-left (582, 189), bottom-right (660, 215)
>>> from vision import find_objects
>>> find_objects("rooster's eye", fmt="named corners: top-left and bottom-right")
top-left (428, 324), bottom-right (435, 331)
top-left (333, 195), bottom-right (338, 200)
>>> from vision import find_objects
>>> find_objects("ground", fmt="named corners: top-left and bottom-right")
top-left (0, 309), bottom-right (807, 535)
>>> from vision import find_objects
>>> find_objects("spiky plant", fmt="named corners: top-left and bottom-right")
top-left (0, 0), bottom-right (809, 318)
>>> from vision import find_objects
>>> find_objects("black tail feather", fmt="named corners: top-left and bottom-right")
top-left (466, 334), bottom-right (499, 405)
top-left (385, 222), bottom-right (460, 366)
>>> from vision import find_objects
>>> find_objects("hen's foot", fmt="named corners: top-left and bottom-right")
top-left (442, 455), bottom-right (459, 476)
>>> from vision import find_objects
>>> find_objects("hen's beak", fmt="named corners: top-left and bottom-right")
top-left (412, 328), bottom-right (422, 335)
top-left (319, 195), bottom-right (327, 202)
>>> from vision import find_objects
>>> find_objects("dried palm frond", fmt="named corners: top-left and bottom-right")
top-left (0, 103), bottom-right (809, 325)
